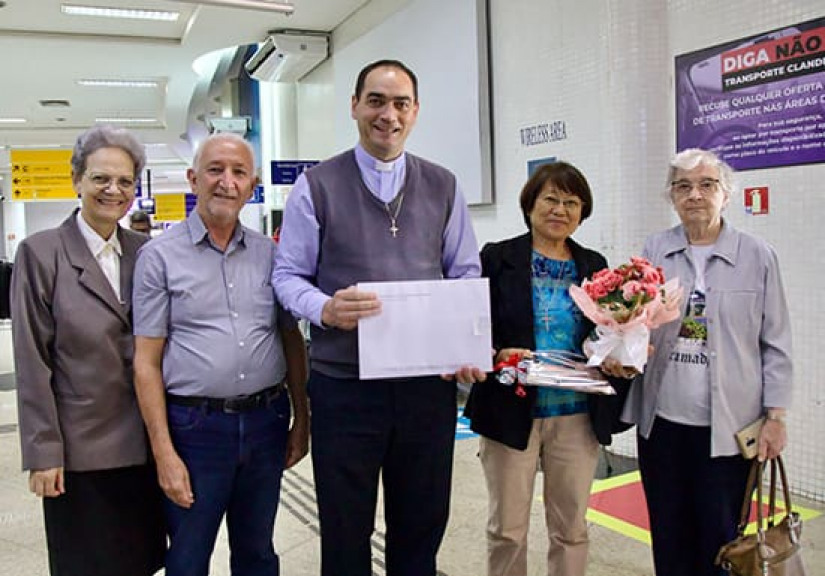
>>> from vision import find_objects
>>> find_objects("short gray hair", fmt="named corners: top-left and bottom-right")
top-left (191, 133), bottom-right (256, 171)
top-left (667, 148), bottom-right (735, 197)
top-left (70, 124), bottom-right (146, 183)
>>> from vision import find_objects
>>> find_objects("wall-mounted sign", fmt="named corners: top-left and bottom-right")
top-left (744, 186), bottom-right (769, 215)
top-left (270, 160), bottom-right (319, 186)
top-left (675, 16), bottom-right (825, 171)
top-left (519, 121), bottom-right (567, 147)
top-left (9, 149), bottom-right (75, 200)
top-left (153, 193), bottom-right (197, 223)
top-left (527, 157), bottom-right (557, 177)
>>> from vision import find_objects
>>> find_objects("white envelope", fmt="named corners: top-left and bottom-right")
top-left (357, 278), bottom-right (492, 379)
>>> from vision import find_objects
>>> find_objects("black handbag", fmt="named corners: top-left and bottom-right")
top-left (715, 456), bottom-right (807, 576)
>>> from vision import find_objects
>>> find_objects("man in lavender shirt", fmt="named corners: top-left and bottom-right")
top-left (273, 60), bottom-right (485, 576)
top-left (133, 133), bottom-right (309, 576)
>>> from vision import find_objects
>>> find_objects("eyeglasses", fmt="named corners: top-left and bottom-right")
top-left (540, 195), bottom-right (583, 211)
top-left (84, 172), bottom-right (137, 192)
top-left (670, 178), bottom-right (720, 197)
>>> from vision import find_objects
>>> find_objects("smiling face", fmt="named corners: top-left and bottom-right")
top-left (528, 184), bottom-right (584, 246)
top-left (188, 136), bottom-right (257, 229)
top-left (670, 163), bottom-right (729, 230)
top-left (76, 146), bottom-right (137, 238)
top-left (351, 65), bottom-right (419, 161)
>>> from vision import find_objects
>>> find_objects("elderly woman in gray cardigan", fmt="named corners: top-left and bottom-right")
top-left (621, 148), bottom-right (792, 576)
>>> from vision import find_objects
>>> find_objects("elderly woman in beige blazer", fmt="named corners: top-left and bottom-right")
top-left (11, 125), bottom-right (165, 576)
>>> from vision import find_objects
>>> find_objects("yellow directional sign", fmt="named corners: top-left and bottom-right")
top-left (154, 193), bottom-right (187, 222)
top-left (9, 149), bottom-right (75, 201)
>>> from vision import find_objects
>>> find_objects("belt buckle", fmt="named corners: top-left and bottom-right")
top-left (223, 396), bottom-right (248, 413)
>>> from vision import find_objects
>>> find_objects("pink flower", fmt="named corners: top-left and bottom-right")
top-left (572, 257), bottom-right (676, 325)
top-left (584, 279), bottom-right (609, 300)
top-left (622, 280), bottom-right (643, 301)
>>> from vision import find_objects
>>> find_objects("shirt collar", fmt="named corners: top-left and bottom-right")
top-left (669, 218), bottom-right (738, 265)
top-left (354, 143), bottom-right (406, 175)
top-left (76, 211), bottom-right (122, 257)
top-left (186, 209), bottom-right (246, 249)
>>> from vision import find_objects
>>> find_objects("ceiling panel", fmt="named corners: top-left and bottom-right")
top-left (0, 0), bottom-right (371, 168)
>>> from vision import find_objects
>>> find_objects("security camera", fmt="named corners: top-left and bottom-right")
top-left (206, 116), bottom-right (250, 135)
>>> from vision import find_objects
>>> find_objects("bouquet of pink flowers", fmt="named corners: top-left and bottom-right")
top-left (569, 257), bottom-right (683, 372)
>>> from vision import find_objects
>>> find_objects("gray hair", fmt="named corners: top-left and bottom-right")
top-left (666, 148), bottom-right (735, 197)
top-left (70, 124), bottom-right (146, 183)
top-left (191, 132), bottom-right (256, 171)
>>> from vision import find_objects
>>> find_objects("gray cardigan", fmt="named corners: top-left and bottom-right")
top-left (621, 219), bottom-right (793, 456)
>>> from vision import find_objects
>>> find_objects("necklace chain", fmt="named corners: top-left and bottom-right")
top-left (535, 258), bottom-right (568, 331)
top-left (384, 192), bottom-right (406, 238)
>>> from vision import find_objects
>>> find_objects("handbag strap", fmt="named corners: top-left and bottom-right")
top-left (775, 455), bottom-right (794, 518)
top-left (736, 459), bottom-right (763, 534)
top-left (736, 455), bottom-right (794, 535)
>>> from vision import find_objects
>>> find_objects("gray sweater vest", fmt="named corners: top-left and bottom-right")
top-left (305, 149), bottom-right (456, 378)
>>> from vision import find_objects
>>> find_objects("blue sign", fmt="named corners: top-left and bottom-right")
top-left (138, 197), bottom-right (156, 215)
top-left (527, 156), bottom-right (557, 177)
top-left (185, 193), bottom-right (197, 215)
top-left (248, 185), bottom-right (264, 204)
top-left (271, 160), bottom-right (320, 185)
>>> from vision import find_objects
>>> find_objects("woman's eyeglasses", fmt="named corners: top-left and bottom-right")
top-left (670, 178), bottom-right (720, 197)
top-left (84, 172), bottom-right (137, 192)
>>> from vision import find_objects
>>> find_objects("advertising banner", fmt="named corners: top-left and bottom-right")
top-left (675, 17), bottom-right (825, 170)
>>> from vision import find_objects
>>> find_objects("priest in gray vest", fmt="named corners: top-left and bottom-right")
top-left (273, 59), bottom-right (485, 576)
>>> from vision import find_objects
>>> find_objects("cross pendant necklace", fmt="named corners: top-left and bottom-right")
top-left (536, 259), bottom-right (567, 332)
top-left (384, 191), bottom-right (406, 238)
top-left (541, 312), bottom-right (552, 332)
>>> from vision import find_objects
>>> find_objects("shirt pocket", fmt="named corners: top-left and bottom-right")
top-left (251, 286), bottom-right (276, 328)
top-left (716, 289), bottom-right (760, 339)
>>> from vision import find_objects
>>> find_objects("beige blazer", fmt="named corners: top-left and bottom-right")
top-left (12, 210), bottom-right (149, 471)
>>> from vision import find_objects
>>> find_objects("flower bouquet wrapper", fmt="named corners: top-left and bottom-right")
top-left (495, 350), bottom-right (616, 396)
top-left (570, 276), bottom-right (684, 373)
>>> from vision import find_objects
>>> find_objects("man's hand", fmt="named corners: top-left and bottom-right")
top-left (29, 467), bottom-right (65, 498)
top-left (156, 450), bottom-right (194, 508)
top-left (321, 286), bottom-right (381, 330)
top-left (442, 365), bottom-right (487, 385)
top-left (284, 416), bottom-right (310, 469)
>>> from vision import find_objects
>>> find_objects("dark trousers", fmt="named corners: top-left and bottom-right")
top-left (637, 417), bottom-right (752, 576)
top-left (164, 393), bottom-right (291, 576)
top-left (309, 371), bottom-right (457, 576)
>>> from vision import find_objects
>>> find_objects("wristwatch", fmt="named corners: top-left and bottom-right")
top-left (765, 412), bottom-right (786, 423)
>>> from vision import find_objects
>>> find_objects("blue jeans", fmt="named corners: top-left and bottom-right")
top-left (164, 393), bottom-right (290, 576)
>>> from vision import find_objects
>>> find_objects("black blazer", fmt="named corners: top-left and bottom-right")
top-left (464, 232), bottom-right (631, 449)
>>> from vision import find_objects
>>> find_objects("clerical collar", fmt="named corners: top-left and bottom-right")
top-left (374, 158), bottom-right (395, 172)
top-left (355, 144), bottom-right (403, 173)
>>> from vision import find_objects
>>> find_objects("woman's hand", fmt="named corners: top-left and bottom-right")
top-left (758, 415), bottom-right (787, 462)
top-left (599, 357), bottom-right (639, 379)
top-left (29, 467), bottom-right (65, 498)
top-left (495, 348), bottom-right (533, 365)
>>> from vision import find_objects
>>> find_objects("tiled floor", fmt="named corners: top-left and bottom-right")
top-left (1, 388), bottom-right (822, 576)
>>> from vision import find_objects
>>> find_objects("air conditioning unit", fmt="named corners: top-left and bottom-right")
top-left (244, 33), bottom-right (328, 83)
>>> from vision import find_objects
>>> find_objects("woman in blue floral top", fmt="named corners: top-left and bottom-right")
top-left (465, 162), bottom-right (629, 576)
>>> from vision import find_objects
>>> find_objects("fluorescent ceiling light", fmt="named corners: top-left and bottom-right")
top-left (0, 118), bottom-right (27, 123)
top-left (78, 79), bottom-right (160, 88)
top-left (96, 117), bottom-right (159, 124)
top-left (170, 0), bottom-right (293, 14)
top-left (61, 4), bottom-right (180, 21)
